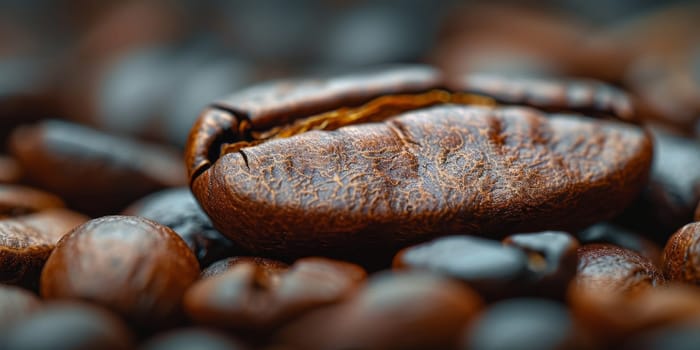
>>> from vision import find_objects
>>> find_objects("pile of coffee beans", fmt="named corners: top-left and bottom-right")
top-left (2, 2), bottom-right (700, 350)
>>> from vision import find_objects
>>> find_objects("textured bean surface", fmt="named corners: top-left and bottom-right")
top-left (577, 244), bottom-right (664, 294)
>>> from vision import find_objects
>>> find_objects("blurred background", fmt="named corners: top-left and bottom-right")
top-left (0, 0), bottom-right (698, 149)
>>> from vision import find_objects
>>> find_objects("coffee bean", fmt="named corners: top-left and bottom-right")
top-left (662, 222), bottom-right (700, 284)
top-left (40, 216), bottom-right (200, 329)
top-left (123, 187), bottom-right (240, 267)
top-left (502, 231), bottom-right (579, 298)
top-left (464, 298), bottom-right (582, 350)
top-left (576, 244), bottom-right (664, 295)
top-left (578, 222), bottom-right (662, 266)
top-left (273, 272), bottom-right (484, 350)
top-left (185, 257), bottom-right (365, 331)
top-left (15, 208), bottom-right (89, 245)
top-left (0, 285), bottom-right (41, 330)
top-left (9, 120), bottom-right (186, 216)
top-left (187, 66), bottom-right (651, 259)
top-left (0, 220), bottom-right (53, 285)
top-left (394, 235), bottom-right (529, 299)
top-left (0, 184), bottom-right (64, 218)
top-left (1, 302), bottom-right (133, 350)
top-left (201, 256), bottom-right (288, 279)
top-left (141, 328), bottom-right (249, 350)
top-left (0, 156), bottom-right (22, 184)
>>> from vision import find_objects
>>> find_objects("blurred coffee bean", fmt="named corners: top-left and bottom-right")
top-left (569, 284), bottom-right (700, 347)
top-left (202, 256), bottom-right (288, 279)
top-left (623, 322), bottom-right (700, 350)
top-left (502, 231), bottom-right (579, 298)
top-left (0, 184), bottom-right (64, 218)
top-left (123, 187), bottom-right (240, 267)
top-left (0, 155), bottom-right (22, 183)
top-left (576, 244), bottom-right (664, 295)
top-left (578, 222), bottom-right (662, 266)
top-left (393, 236), bottom-right (529, 300)
top-left (662, 222), bottom-right (700, 284)
top-left (273, 272), bottom-right (484, 350)
top-left (463, 298), bottom-right (581, 350)
top-left (0, 285), bottom-right (41, 330)
top-left (141, 328), bottom-right (249, 350)
top-left (41, 216), bottom-right (200, 329)
top-left (14, 208), bottom-right (88, 244)
top-left (1, 302), bottom-right (133, 350)
top-left (617, 130), bottom-right (700, 241)
top-left (0, 220), bottom-right (53, 285)
top-left (9, 120), bottom-right (186, 216)
top-left (185, 257), bottom-right (365, 332)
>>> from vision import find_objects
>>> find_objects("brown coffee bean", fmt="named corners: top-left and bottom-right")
top-left (569, 283), bottom-right (700, 347)
top-left (41, 216), bottom-right (200, 329)
top-left (463, 298), bottom-right (584, 350)
top-left (578, 222), bottom-right (662, 266)
top-left (9, 120), bottom-right (186, 216)
top-left (123, 187), bottom-right (240, 267)
top-left (15, 208), bottom-right (89, 245)
top-left (187, 67), bottom-right (651, 259)
top-left (502, 231), bottom-right (579, 298)
top-left (576, 244), bottom-right (664, 295)
top-left (1, 302), bottom-right (133, 350)
top-left (394, 235), bottom-right (529, 299)
top-left (0, 184), bottom-right (64, 218)
top-left (0, 156), bottom-right (22, 184)
top-left (662, 222), bottom-right (700, 283)
top-left (141, 328), bottom-right (249, 350)
top-left (273, 272), bottom-right (484, 350)
top-left (201, 256), bottom-right (288, 279)
top-left (185, 257), bottom-right (365, 331)
top-left (0, 285), bottom-right (41, 330)
top-left (0, 220), bottom-right (53, 285)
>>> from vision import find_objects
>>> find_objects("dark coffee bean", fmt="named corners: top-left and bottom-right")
top-left (141, 328), bottom-right (249, 350)
top-left (394, 235), bottom-right (529, 299)
top-left (184, 257), bottom-right (365, 331)
top-left (9, 120), bottom-right (186, 216)
top-left (202, 256), bottom-right (288, 279)
top-left (40, 216), bottom-right (200, 329)
top-left (569, 283), bottom-right (700, 347)
top-left (0, 156), bottom-right (22, 184)
top-left (576, 244), bottom-right (664, 295)
top-left (0, 285), bottom-right (41, 330)
top-left (578, 222), bottom-right (662, 266)
top-left (273, 272), bottom-right (484, 350)
top-left (123, 187), bottom-right (240, 267)
top-left (1, 302), bottom-right (133, 350)
top-left (502, 231), bottom-right (579, 298)
top-left (0, 184), bottom-right (64, 218)
top-left (463, 298), bottom-right (581, 350)
top-left (187, 66), bottom-right (651, 259)
top-left (0, 220), bottom-right (53, 285)
top-left (662, 222), bottom-right (700, 284)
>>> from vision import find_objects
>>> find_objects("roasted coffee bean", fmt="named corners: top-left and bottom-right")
top-left (9, 120), bottom-right (187, 216)
top-left (394, 235), bottom-right (529, 299)
top-left (14, 208), bottom-right (89, 245)
top-left (576, 244), bottom-right (664, 295)
top-left (0, 156), bottom-right (22, 184)
top-left (185, 257), bottom-right (365, 331)
top-left (569, 284), bottom-right (700, 347)
top-left (123, 187), bottom-right (240, 267)
top-left (502, 231), bottom-right (579, 298)
top-left (141, 328), bottom-right (249, 350)
top-left (617, 130), bottom-right (700, 241)
top-left (0, 184), bottom-right (64, 218)
top-left (578, 222), bottom-right (662, 266)
top-left (0, 220), bottom-right (53, 285)
top-left (186, 66), bottom-right (651, 259)
top-left (463, 298), bottom-right (582, 350)
top-left (0, 285), bottom-right (41, 330)
top-left (1, 302), bottom-right (133, 350)
top-left (41, 216), bottom-right (200, 329)
top-left (662, 222), bottom-right (700, 284)
top-left (273, 272), bottom-right (484, 350)
top-left (201, 256), bottom-right (288, 279)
